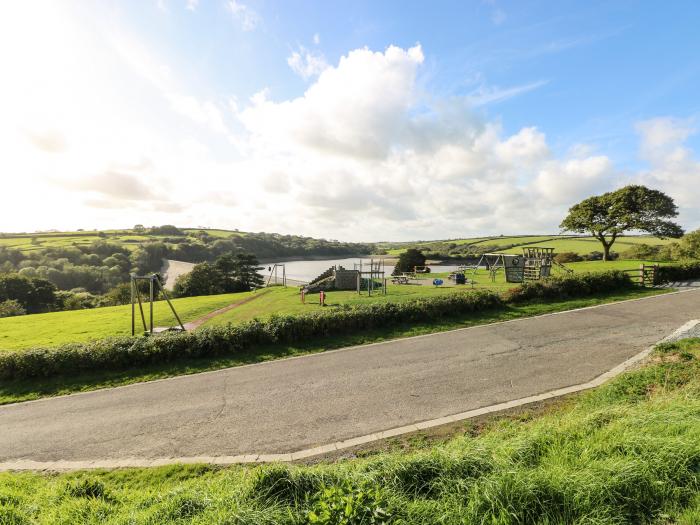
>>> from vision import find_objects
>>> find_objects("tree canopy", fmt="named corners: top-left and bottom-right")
top-left (173, 252), bottom-right (264, 297)
top-left (393, 248), bottom-right (427, 275)
top-left (560, 185), bottom-right (684, 260)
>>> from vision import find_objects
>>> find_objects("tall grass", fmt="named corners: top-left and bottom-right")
top-left (2, 339), bottom-right (699, 524)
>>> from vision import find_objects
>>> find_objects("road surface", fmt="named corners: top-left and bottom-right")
top-left (1, 289), bottom-right (699, 466)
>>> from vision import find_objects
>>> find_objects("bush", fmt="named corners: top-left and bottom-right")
top-left (620, 243), bottom-right (661, 260)
top-left (0, 290), bottom-right (504, 380)
top-left (657, 262), bottom-right (700, 283)
top-left (554, 252), bottom-right (582, 263)
top-left (0, 299), bottom-right (26, 318)
top-left (503, 271), bottom-right (634, 303)
top-left (584, 250), bottom-right (619, 261)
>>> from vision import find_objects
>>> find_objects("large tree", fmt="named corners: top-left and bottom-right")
top-left (393, 248), bottom-right (427, 275)
top-left (560, 185), bottom-right (684, 261)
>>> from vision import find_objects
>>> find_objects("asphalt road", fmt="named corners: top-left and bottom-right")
top-left (1, 289), bottom-right (699, 464)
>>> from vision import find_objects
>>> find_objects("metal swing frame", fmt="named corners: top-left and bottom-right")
top-left (130, 273), bottom-right (185, 335)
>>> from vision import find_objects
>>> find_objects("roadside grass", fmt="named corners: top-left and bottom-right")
top-left (1, 338), bottom-right (698, 524)
top-left (0, 286), bottom-right (668, 405)
top-left (0, 291), bottom-right (256, 350)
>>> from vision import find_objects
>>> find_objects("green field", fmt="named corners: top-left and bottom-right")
top-left (0, 232), bottom-right (174, 253)
top-left (0, 292), bottom-right (255, 350)
top-left (384, 234), bottom-right (676, 257)
top-left (2, 338), bottom-right (698, 524)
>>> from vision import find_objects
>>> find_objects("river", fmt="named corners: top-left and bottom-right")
top-left (259, 257), bottom-right (464, 283)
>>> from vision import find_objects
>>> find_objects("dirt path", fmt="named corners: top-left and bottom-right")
top-left (182, 289), bottom-right (272, 330)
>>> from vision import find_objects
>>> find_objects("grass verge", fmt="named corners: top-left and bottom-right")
top-left (1, 338), bottom-right (698, 524)
top-left (0, 286), bottom-right (668, 405)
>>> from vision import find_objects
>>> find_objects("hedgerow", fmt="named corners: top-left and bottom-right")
top-left (657, 261), bottom-right (700, 283)
top-left (0, 290), bottom-right (502, 380)
top-left (503, 270), bottom-right (634, 303)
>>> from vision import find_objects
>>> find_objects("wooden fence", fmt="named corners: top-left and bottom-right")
top-left (623, 264), bottom-right (659, 287)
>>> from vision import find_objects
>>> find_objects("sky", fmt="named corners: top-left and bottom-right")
top-left (1, 0), bottom-right (699, 241)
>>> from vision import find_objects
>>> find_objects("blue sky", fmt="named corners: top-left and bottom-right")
top-left (2, 1), bottom-right (699, 240)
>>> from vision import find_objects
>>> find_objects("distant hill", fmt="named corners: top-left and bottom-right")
top-left (0, 227), bottom-right (373, 260)
top-left (377, 234), bottom-right (676, 259)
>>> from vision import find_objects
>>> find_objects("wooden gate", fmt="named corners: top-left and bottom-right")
top-left (623, 264), bottom-right (658, 287)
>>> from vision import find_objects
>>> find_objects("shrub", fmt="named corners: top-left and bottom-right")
top-left (620, 243), bottom-right (662, 260)
top-left (585, 251), bottom-right (619, 261)
top-left (554, 252), bottom-right (582, 263)
top-left (503, 270), bottom-right (634, 303)
top-left (657, 262), bottom-right (700, 283)
top-left (0, 299), bottom-right (26, 318)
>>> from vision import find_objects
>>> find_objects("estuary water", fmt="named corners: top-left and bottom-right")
top-left (259, 257), bottom-right (464, 283)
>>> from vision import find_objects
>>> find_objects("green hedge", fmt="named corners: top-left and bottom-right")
top-left (503, 270), bottom-right (634, 303)
top-left (0, 290), bottom-right (503, 380)
top-left (656, 261), bottom-right (700, 283)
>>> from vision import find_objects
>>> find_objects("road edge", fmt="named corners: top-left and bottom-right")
top-left (2, 318), bottom-right (698, 472)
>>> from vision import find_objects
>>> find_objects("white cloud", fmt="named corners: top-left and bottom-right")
top-left (2, 4), bottom-right (697, 241)
top-left (230, 44), bottom-right (625, 240)
top-left (166, 93), bottom-right (228, 134)
top-left (226, 0), bottom-right (259, 31)
top-left (186, 0), bottom-right (199, 11)
top-left (313, 33), bottom-right (320, 45)
top-left (635, 117), bottom-right (700, 227)
top-left (287, 46), bottom-right (329, 79)
top-left (241, 45), bottom-right (425, 159)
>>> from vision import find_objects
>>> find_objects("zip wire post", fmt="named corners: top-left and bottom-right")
top-left (148, 276), bottom-right (154, 334)
top-left (130, 275), bottom-right (135, 336)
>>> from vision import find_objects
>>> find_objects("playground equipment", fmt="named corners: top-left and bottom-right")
top-left (470, 247), bottom-right (572, 283)
top-left (131, 274), bottom-right (185, 336)
top-left (354, 258), bottom-right (387, 296)
top-left (303, 259), bottom-right (387, 296)
top-left (265, 263), bottom-right (287, 287)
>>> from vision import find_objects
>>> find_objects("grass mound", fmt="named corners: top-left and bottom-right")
top-left (2, 339), bottom-right (699, 524)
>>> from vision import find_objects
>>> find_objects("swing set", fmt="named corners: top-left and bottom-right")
top-left (130, 273), bottom-right (185, 336)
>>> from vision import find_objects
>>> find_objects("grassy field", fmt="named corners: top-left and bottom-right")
top-left (2, 338), bottom-right (698, 524)
top-left (0, 291), bottom-right (256, 350)
top-left (0, 232), bottom-right (171, 253)
top-left (384, 234), bottom-right (676, 257)
top-left (203, 283), bottom-right (461, 327)
top-left (0, 228), bottom-right (240, 253)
